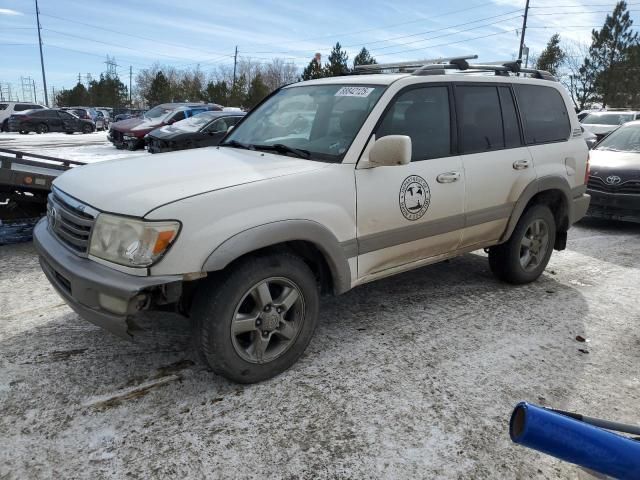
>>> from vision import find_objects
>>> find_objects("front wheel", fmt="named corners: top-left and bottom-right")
top-left (192, 253), bottom-right (319, 383)
top-left (489, 204), bottom-right (556, 284)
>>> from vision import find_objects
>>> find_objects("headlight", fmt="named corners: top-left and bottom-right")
top-left (89, 214), bottom-right (180, 267)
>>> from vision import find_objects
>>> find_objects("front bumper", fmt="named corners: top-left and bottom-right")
top-left (108, 131), bottom-right (144, 150)
top-left (586, 189), bottom-right (640, 223)
top-left (33, 219), bottom-right (183, 339)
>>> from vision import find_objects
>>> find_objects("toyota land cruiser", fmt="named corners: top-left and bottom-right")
top-left (34, 56), bottom-right (590, 383)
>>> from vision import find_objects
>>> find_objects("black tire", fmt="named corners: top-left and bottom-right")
top-left (82, 124), bottom-right (92, 134)
top-left (36, 123), bottom-right (49, 134)
top-left (489, 204), bottom-right (556, 284)
top-left (1, 120), bottom-right (7, 132)
top-left (192, 253), bottom-right (320, 383)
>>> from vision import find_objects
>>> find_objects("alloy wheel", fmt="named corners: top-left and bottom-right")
top-left (519, 219), bottom-right (550, 272)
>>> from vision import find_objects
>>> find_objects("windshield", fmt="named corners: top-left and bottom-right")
top-left (582, 113), bottom-right (634, 126)
top-left (222, 84), bottom-right (386, 162)
top-left (595, 124), bottom-right (640, 152)
top-left (174, 112), bottom-right (216, 131)
top-left (145, 106), bottom-right (172, 120)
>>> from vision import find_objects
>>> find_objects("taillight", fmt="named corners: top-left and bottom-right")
top-left (584, 152), bottom-right (591, 185)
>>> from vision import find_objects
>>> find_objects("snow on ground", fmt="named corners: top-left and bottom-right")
top-left (0, 131), bottom-right (145, 164)
top-left (1, 218), bottom-right (639, 479)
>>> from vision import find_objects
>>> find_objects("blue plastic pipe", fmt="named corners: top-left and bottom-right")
top-left (510, 402), bottom-right (640, 480)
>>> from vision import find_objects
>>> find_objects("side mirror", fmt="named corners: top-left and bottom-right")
top-left (227, 125), bottom-right (234, 133)
top-left (368, 135), bottom-right (412, 167)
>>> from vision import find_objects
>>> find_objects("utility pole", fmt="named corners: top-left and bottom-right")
top-left (32, 79), bottom-right (37, 103)
top-left (35, 0), bottom-right (49, 106)
top-left (518, 0), bottom-right (530, 63)
top-left (233, 46), bottom-right (238, 88)
top-left (129, 65), bottom-right (132, 107)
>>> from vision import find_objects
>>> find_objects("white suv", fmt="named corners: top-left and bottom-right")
top-left (0, 101), bottom-right (47, 131)
top-left (34, 58), bottom-right (590, 383)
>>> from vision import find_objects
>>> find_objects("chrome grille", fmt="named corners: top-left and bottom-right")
top-left (588, 176), bottom-right (640, 195)
top-left (47, 189), bottom-right (97, 255)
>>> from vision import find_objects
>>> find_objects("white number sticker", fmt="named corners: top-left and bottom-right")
top-left (335, 86), bottom-right (375, 97)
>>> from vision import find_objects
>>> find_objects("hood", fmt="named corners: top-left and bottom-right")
top-left (112, 116), bottom-right (165, 136)
top-left (53, 147), bottom-right (328, 217)
top-left (589, 149), bottom-right (640, 178)
top-left (582, 124), bottom-right (617, 135)
top-left (148, 123), bottom-right (201, 140)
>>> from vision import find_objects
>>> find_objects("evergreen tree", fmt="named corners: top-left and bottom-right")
top-left (324, 42), bottom-right (349, 77)
top-left (56, 82), bottom-right (90, 106)
top-left (228, 74), bottom-right (248, 107)
top-left (205, 80), bottom-right (229, 105)
top-left (88, 74), bottom-right (128, 108)
top-left (146, 71), bottom-right (172, 106)
top-left (589, 1), bottom-right (639, 106)
top-left (301, 58), bottom-right (324, 81)
top-left (536, 34), bottom-right (565, 76)
top-left (353, 47), bottom-right (376, 69)
top-left (245, 73), bottom-right (270, 109)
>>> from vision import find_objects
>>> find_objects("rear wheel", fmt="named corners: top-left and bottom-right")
top-left (1, 120), bottom-right (7, 132)
top-left (192, 253), bottom-right (319, 383)
top-left (489, 204), bottom-right (556, 284)
top-left (36, 123), bottom-right (49, 134)
top-left (82, 124), bottom-right (92, 134)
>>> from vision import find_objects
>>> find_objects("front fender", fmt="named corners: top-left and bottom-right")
top-left (202, 220), bottom-right (356, 295)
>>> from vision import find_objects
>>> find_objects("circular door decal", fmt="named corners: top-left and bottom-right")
top-left (399, 175), bottom-right (431, 221)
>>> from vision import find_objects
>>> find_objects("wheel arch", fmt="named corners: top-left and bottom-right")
top-left (501, 176), bottom-right (576, 249)
top-left (201, 220), bottom-right (355, 295)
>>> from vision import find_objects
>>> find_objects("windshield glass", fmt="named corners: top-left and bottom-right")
top-left (582, 113), bottom-right (634, 125)
top-left (595, 124), bottom-right (640, 152)
top-left (222, 84), bottom-right (386, 162)
top-left (175, 112), bottom-right (216, 131)
top-left (145, 106), bottom-right (172, 120)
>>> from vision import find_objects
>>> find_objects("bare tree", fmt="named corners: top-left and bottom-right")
top-left (560, 40), bottom-right (599, 111)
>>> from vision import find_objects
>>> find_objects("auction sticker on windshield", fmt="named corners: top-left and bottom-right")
top-left (335, 86), bottom-right (375, 97)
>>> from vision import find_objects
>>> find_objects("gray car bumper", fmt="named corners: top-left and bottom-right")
top-left (571, 193), bottom-right (591, 224)
top-left (33, 218), bottom-right (183, 340)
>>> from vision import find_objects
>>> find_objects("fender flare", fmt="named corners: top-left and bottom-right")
top-left (501, 176), bottom-right (575, 242)
top-left (201, 220), bottom-right (355, 294)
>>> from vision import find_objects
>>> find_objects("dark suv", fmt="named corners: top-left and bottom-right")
top-left (108, 103), bottom-right (222, 150)
top-left (8, 109), bottom-right (95, 134)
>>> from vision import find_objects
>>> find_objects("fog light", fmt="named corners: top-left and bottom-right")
top-left (98, 293), bottom-right (129, 315)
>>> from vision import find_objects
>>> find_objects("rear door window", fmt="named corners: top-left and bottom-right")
top-left (498, 87), bottom-right (522, 148)
top-left (514, 85), bottom-right (570, 144)
top-left (14, 104), bottom-right (31, 111)
top-left (457, 85), bottom-right (504, 153)
top-left (0, 104), bottom-right (7, 110)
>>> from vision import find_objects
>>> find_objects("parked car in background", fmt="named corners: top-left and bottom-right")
top-left (0, 102), bottom-right (47, 132)
top-left (109, 103), bottom-right (222, 150)
top-left (96, 108), bottom-right (111, 128)
top-left (580, 110), bottom-right (640, 141)
top-left (94, 111), bottom-right (106, 131)
top-left (146, 111), bottom-right (245, 153)
top-left (587, 120), bottom-right (640, 223)
top-left (8, 109), bottom-right (95, 134)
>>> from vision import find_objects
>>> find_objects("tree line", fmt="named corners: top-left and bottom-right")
top-left (55, 73), bottom-right (128, 108)
top-left (534, 0), bottom-right (639, 109)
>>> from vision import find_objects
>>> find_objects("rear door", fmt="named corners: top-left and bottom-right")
top-left (58, 110), bottom-right (78, 131)
top-left (356, 85), bottom-right (465, 279)
top-left (456, 84), bottom-right (535, 248)
top-left (42, 110), bottom-right (62, 131)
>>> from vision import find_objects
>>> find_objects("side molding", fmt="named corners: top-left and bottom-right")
top-left (501, 176), bottom-right (573, 242)
top-left (202, 220), bottom-right (354, 294)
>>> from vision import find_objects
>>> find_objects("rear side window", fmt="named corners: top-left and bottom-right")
top-left (14, 104), bottom-right (31, 111)
top-left (377, 86), bottom-right (451, 161)
top-left (457, 86), bottom-right (504, 153)
top-left (515, 85), bottom-right (570, 144)
top-left (0, 104), bottom-right (7, 111)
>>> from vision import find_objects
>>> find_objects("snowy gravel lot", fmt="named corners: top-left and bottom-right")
top-left (1, 217), bottom-right (639, 479)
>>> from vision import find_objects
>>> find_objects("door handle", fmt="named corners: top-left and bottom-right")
top-left (513, 159), bottom-right (530, 170)
top-left (436, 171), bottom-right (461, 183)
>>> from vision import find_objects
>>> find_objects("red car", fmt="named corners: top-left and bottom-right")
top-left (108, 103), bottom-right (222, 150)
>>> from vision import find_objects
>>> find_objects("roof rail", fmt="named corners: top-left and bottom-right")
top-left (354, 55), bottom-right (478, 73)
top-left (355, 55), bottom-right (557, 81)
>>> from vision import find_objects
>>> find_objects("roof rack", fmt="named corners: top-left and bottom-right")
top-left (354, 55), bottom-right (557, 81)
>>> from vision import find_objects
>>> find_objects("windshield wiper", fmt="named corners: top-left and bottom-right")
top-left (252, 143), bottom-right (311, 159)
top-left (220, 139), bottom-right (254, 150)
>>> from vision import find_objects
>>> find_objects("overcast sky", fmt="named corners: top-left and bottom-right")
top-left (0, 0), bottom-right (637, 102)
